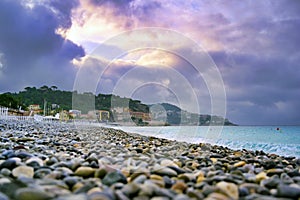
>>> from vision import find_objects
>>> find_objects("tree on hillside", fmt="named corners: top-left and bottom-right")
top-left (0, 93), bottom-right (25, 109)
top-left (24, 87), bottom-right (32, 91)
top-left (50, 86), bottom-right (58, 91)
top-left (39, 85), bottom-right (49, 91)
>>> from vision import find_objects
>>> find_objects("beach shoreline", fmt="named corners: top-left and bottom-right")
top-left (0, 121), bottom-right (300, 199)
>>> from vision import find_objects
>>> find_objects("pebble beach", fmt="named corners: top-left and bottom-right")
top-left (0, 121), bottom-right (300, 200)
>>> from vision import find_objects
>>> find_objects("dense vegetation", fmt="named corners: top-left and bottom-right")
top-left (0, 93), bottom-right (25, 109)
top-left (1, 86), bottom-right (149, 114)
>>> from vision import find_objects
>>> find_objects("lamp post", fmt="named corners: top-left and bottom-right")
top-left (43, 99), bottom-right (47, 116)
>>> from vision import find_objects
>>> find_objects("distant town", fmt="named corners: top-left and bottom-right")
top-left (0, 86), bottom-right (236, 126)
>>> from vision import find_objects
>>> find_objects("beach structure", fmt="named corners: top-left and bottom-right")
top-left (69, 110), bottom-right (81, 118)
top-left (28, 104), bottom-right (43, 114)
top-left (0, 106), bottom-right (34, 121)
top-left (98, 110), bottom-right (110, 121)
top-left (28, 104), bottom-right (40, 110)
top-left (87, 110), bottom-right (110, 122)
top-left (130, 111), bottom-right (151, 121)
top-left (0, 106), bottom-right (8, 119)
top-left (112, 107), bottom-right (150, 123)
top-left (0, 105), bottom-right (62, 122)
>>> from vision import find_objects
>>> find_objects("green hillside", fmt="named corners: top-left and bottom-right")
top-left (3, 86), bottom-right (148, 114)
top-left (0, 86), bottom-right (236, 125)
top-left (154, 103), bottom-right (236, 126)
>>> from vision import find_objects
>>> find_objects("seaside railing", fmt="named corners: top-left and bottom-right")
top-left (0, 115), bottom-right (34, 121)
top-left (0, 107), bottom-right (105, 124)
top-left (0, 106), bottom-right (8, 119)
top-left (0, 106), bottom-right (35, 121)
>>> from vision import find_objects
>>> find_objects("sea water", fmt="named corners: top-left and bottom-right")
top-left (113, 126), bottom-right (300, 158)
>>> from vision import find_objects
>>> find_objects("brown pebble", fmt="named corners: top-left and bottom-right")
top-left (171, 181), bottom-right (187, 193)
top-left (150, 174), bottom-right (164, 181)
top-left (233, 161), bottom-right (246, 168)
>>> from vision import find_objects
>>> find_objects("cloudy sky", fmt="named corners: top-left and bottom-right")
top-left (0, 0), bottom-right (300, 125)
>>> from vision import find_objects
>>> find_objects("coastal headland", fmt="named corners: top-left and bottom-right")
top-left (0, 121), bottom-right (299, 199)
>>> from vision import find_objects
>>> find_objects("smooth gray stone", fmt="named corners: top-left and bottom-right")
top-left (133, 196), bottom-right (150, 200)
top-left (102, 171), bottom-right (127, 186)
top-left (152, 166), bottom-right (177, 177)
top-left (115, 190), bottom-right (130, 200)
top-left (277, 184), bottom-right (300, 198)
top-left (0, 159), bottom-right (17, 170)
top-left (238, 187), bottom-right (250, 197)
top-left (187, 189), bottom-right (204, 199)
top-left (202, 185), bottom-right (217, 197)
top-left (261, 176), bottom-right (281, 189)
top-left (244, 193), bottom-right (291, 200)
top-left (280, 173), bottom-right (294, 184)
top-left (63, 176), bottom-right (80, 189)
top-left (153, 188), bottom-right (176, 199)
top-left (133, 174), bottom-right (147, 184)
top-left (0, 168), bottom-right (11, 177)
top-left (121, 182), bottom-right (140, 197)
top-left (74, 182), bottom-right (96, 194)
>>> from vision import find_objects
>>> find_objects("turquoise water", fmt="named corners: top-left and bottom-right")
top-left (113, 126), bottom-right (300, 158)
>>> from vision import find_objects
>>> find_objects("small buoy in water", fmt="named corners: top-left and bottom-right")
top-left (276, 127), bottom-right (280, 131)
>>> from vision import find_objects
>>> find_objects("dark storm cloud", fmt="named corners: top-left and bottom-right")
top-left (0, 0), bottom-right (85, 92)
top-left (229, 18), bottom-right (300, 56)
top-left (201, 0), bottom-right (300, 57)
top-left (210, 49), bottom-right (300, 125)
top-left (212, 51), bottom-right (300, 89)
top-left (202, 0), bottom-right (300, 125)
top-left (48, 0), bottom-right (80, 29)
